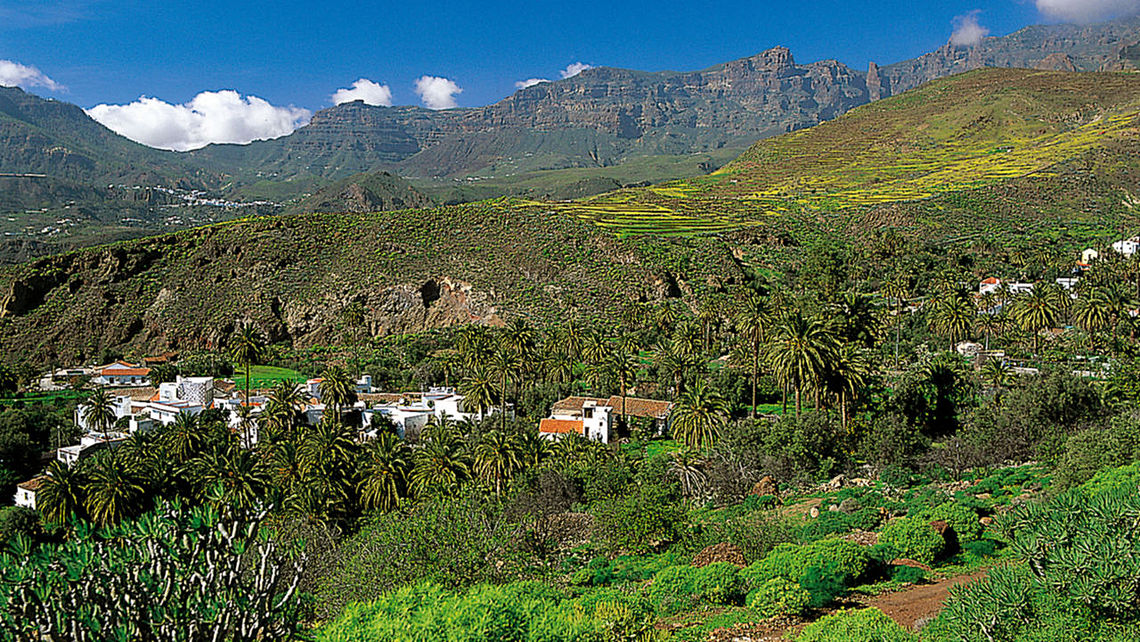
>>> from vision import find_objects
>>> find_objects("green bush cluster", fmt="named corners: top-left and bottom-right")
top-left (747, 577), bottom-right (810, 618)
top-left (925, 472), bottom-right (1140, 641)
top-left (878, 517), bottom-right (944, 565)
top-left (741, 539), bottom-right (870, 588)
top-left (798, 507), bottom-right (881, 541)
top-left (917, 501), bottom-right (982, 544)
top-left (796, 608), bottom-right (917, 642)
top-left (647, 563), bottom-right (745, 612)
top-left (318, 581), bottom-right (660, 642)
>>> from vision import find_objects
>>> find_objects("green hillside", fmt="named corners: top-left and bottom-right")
top-left (548, 69), bottom-right (1140, 239)
top-left (285, 171), bottom-right (434, 214)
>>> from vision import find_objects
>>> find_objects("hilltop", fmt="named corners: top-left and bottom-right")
top-left (285, 171), bottom-right (434, 215)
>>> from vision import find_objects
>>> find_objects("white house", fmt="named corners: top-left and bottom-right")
top-left (1112, 237), bottom-right (1140, 257)
top-left (74, 395), bottom-right (134, 432)
top-left (539, 399), bottom-right (613, 443)
top-left (57, 433), bottom-right (127, 467)
top-left (1008, 282), bottom-right (1034, 295)
top-left (95, 361), bottom-right (152, 386)
top-left (978, 277), bottom-right (1002, 295)
top-left (15, 476), bottom-right (46, 509)
top-left (355, 375), bottom-right (373, 395)
top-left (545, 395), bottom-right (675, 441)
top-left (1082, 248), bottom-right (1100, 265)
top-left (158, 376), bottom-right (214, 406)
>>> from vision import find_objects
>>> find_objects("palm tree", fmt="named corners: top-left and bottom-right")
top-left (357, 432), bottom-right (410, 511)
top-left (655, 342), bottom-right (689, 399)
top-left (768, 312), bottom-right (837, 417)
top-left (735, 293), bottom-right (770, 418)
top-left (608, 345), bottom-right (640, 429)
top-left (83, 388), bottom-right (117, 436)
top-left (927, 288), bottom-right (974, 351)
top-left (882, 277), bottom-right (910, 368)
top-left (83, 452), bottom-right (144, 526)
top-left (669, 451), bottom-right (707, 501)
top-left (825, 343), bottom-right (874, 432)
top-left (37, 461), bottom-right (86, 525)
top-left (163, 411), bottom-right (203, 463)
top-left (489, 345), bottom-right (519, 431)
top-left (319, 366), bottom-right (357, 424)
top-left (410, 431), bottom-right (470, 496)
top-left (670, 379), bottom-right (729, 450)
top-left (1011, 285), bottom-right (1062, 356)
top-left (262, 381), bottom-right (306, 443)
top-left (1073, 287), bottom-right (1112, 348)
top-left (459, 366), bottom-right (497, 419)
top-left (834, 291), bottom-right (880, 349)
top-left (516, 431), bottom-right (550, 469)
top-left (229, 322), bottom-right (265, 410)
top-left (473, 430), bottom-right (522, 495)
top-left (980, 359), bottom-right (1014, 393)
top-left (191, 443), bottom-right (270, 511)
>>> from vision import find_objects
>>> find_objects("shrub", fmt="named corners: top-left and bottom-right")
top-left (891, 565), bottom-right (925, 584)
top-left (879, 518), bottom-right (944, 565)
top-left (797, 608), bottom-right (917, 642)
top-left (593, 483), bottom-right (687, 554)
top-left (741, 539), bottom-right (870, 589)
top-left (647, 565), bottom-right (699, 613)
top-left (799, 563), bottom-right (846, 608)
top-left (747, 577), bottom-right (810, 618)
top-left (743, 494), bottom-right (778, 510)
top-left (692, 562), bottom-right (744, 605)
top-left (918, 501), bottom-right (981, 544)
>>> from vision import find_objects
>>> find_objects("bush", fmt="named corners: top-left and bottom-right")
top-left (647, 565), bottom-right (699, 613)
top-left (743, 494), bottom-right (778, 510)
top-left (741, 539), bottom-right (870, 589)
top-left (878, 518), bottom-right (944, 565)
top-left (797, 608), bottom-right (917, 642)
top-left (747, 577), bottom-right (810, 618)
top-left (799, 563), bottom-right (846, 608)
top-left (692, 562), bottom-right (744, 605)
top-left (593, 483), bottom-right (687, 554)
top-left (918, 501), bottom-right (981, 544)
top-left (891, 565), bottom-right (925, 584)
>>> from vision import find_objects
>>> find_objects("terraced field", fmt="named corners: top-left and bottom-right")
top-left (519, 194), bottom-right (761, 237)
top-left (534, 70), bottom-right (1140, 238)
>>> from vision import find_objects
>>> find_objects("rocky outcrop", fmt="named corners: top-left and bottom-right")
top-left (1034, 53), bottom-right (1078, 71)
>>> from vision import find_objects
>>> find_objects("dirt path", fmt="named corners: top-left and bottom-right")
top-left (863, 569), bottom-right (989, 630)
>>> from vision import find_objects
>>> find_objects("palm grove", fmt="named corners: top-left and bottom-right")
top-left (6, 236), bottom-right (1140, 639)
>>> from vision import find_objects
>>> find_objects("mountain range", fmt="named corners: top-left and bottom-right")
top-left (0, 15), bottom-right (1138, 262)
top-left (2, 67), bottom-right (1138, 362)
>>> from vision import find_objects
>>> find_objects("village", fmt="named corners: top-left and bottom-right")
top-left (14, 357), bottom-right (676, 510)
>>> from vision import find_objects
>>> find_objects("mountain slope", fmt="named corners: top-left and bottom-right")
top-left (549, 69), bottom-right (1140, 236)
top-left (286, 171), bottom-right (434, 214)
top-left (189, 18), bottom-right (1140, 185)
top-left (0, 86), bottom-right (214, 187)
top-left (3, 69), bottom-right (1140, 363)
top-left (191, 48), bottom-right (870, 181)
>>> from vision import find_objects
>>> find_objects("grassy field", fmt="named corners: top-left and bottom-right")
top-left (232, 365), bottom-right (306, 389)
top-left (0, 389), bottom-right (89, 405)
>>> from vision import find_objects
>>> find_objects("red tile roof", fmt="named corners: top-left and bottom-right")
top-left (102, 368), bottom-right (151, 377)
top-left (18, 476), bottom-right (47, 492)
top-left (539, 418), bottom-right (584, 435)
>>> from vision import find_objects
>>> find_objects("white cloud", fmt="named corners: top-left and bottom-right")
top-left (950, 11), bottom-right (990, 47)
top-left (0, 59), bottom-right (62, 91)
top-left (331, 78), bottom-right (393, 106)
top-left (413, 75), bottom-right (462, 110)
top-left (1035, 0), bottom-right (1140, 23)
top-left (86, 90), bottom-right (311, 151)
top-left (515, 77), bottom-right (550, 89)
top-left (560, 62), bottom-right (592, 79)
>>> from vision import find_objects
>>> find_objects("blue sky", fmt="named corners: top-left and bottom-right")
top-left (0, 0), bottom-right (1136, 149)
